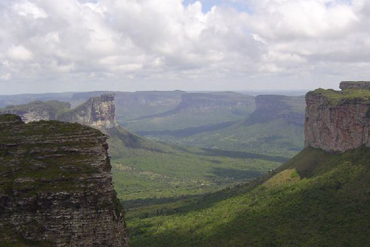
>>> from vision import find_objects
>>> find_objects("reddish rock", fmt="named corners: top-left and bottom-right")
top-left (305, 82), bottom-right (370, 152)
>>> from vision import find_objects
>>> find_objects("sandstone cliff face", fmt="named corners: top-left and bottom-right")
top-left (248, 95), bottom-right (305, 125)
top-left (305, 83), bottom-right (370, 152)
top-left (58, 94), bottom-right (117, 129)
top-left (0, 100), bottom-right (71, 123)
top-left (0, 114), bottom-right (129, 247)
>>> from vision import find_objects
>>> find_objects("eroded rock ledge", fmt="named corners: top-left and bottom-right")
top-left (0, 114), bottom-right (129, 247)
top-left (305, 81), bottom-right (370, 152)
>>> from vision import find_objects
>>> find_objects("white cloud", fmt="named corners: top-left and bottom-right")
top-left (0, 0), bottom-right (369, 93)
top-left (8, 45), bottom-right (33, 61)
top-left (14, 1), bottom-right (47, 19)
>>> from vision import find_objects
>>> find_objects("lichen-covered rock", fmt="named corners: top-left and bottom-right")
top-left (0, 114), bottom-right (129, 247)
top-left (305, 82), bottom-right (370, 152)
top-left (58, 94), bottom-right (117, 129)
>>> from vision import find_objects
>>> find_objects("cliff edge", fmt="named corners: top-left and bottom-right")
top-left (0, 114), bottom-right (129, 247)
top-left (305, 81), bottom-right (370, 152)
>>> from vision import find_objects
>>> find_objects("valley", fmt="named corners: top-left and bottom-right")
top-left (2, 83), bottom-right (368, 247)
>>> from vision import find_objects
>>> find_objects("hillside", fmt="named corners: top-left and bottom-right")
top-left (104, 125), bottom-right (285, 203)
top-left (127, 82), bottom-right (370, 247)
top-left (128, 146), bottom-right (370, 247)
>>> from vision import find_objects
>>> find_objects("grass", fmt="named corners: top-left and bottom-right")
top-left (142, 118), bottom-right (304, 158)
top-left (0, 119), bottom-right (106, 196)
top-left (310, 88), bottom-right (370, 106)
top-left (126, 146), bottom-right (370, 247)
top-left (111, 142), bottom-right (283, 203)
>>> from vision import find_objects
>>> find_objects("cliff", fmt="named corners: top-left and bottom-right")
top-left (0, 94), bottom-right (117, 129)
top-left (0, 100), bottom-right (71, 123)
top-left (58, 94), bottom-right (117, 129)
top-left (305, 81), bottom-right (370, 152)
top-left (247, 95), bottom-right (305, 125)
top-left (0, 114), bottom-right (129, 246)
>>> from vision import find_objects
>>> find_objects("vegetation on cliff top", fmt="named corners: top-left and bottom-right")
top-left (128, 146), bottom-right (370, 247)
top-left (310, 88), bottom-right (370, 106)
top-left (0, 116), bottom-right (107, 196)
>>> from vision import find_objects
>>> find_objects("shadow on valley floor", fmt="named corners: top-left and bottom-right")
top-left (211, 167), bottom-right (263, 180)
top-left (200, 148), bottom-right (289, 163)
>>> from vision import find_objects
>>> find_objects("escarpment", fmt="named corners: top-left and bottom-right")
top-left (58, 94), bottom-right (118, 129)
top-left (305, 81), bottom-right (370, 152)
top-left (0, 114), bottom-right (129, 247)
top-left (248, 95), bottom-right (305, 125)
top-left (177, 92), bottom-right (254, 110)
top-left (0, 94), bottom-right (118, 129)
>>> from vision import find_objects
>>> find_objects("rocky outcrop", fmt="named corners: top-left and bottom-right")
top-left (248, 95), bottom-right (305, 125)
top-left (0, 100), bottom-right (71, 123)
top-left (58, 94), bottom-right (117, 129)
top-left (0, 114), bottom-right (129, 247)
top-left (305, 82), bottom-right (370, 152)
top-left (340, 81), bottom-right (370, 90)
top-left (0, 95), bottom-right (118, 129)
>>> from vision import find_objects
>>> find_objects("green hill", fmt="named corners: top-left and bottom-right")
top-left (103, 125), bottom-right (285, 203)
top-left (128, 146), bottom-right (370, 247)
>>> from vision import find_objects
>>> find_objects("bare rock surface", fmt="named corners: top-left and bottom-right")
top-left (0, 114), bottom-right (129, 247)
top-left (305, 81), bottom-right (370, 152)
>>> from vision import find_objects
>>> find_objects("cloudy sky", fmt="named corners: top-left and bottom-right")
top-left (0, 0), bottom-right (369, 94)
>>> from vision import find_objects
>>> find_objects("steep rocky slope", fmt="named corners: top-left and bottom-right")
top-left (305, 81), bottom-right (370, 152)
top-left (248, 95), bottom-right (305, 125)
top-left (0, 100), bottom-right (71, 123)
top-left (0, 114), bottom-right (129, 247)
top-left (58, 94), bottom-right (117, 129)
top-left (0, 94), bottom-right (117, 129)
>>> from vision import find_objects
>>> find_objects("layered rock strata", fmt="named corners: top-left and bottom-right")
top-left (305, 81), bottom-right (370, 152)
top-left (0, 114), bottom-right (129, 247)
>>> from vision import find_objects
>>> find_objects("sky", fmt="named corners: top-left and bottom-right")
top-left (0, 0), bottom-right (370, 94)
